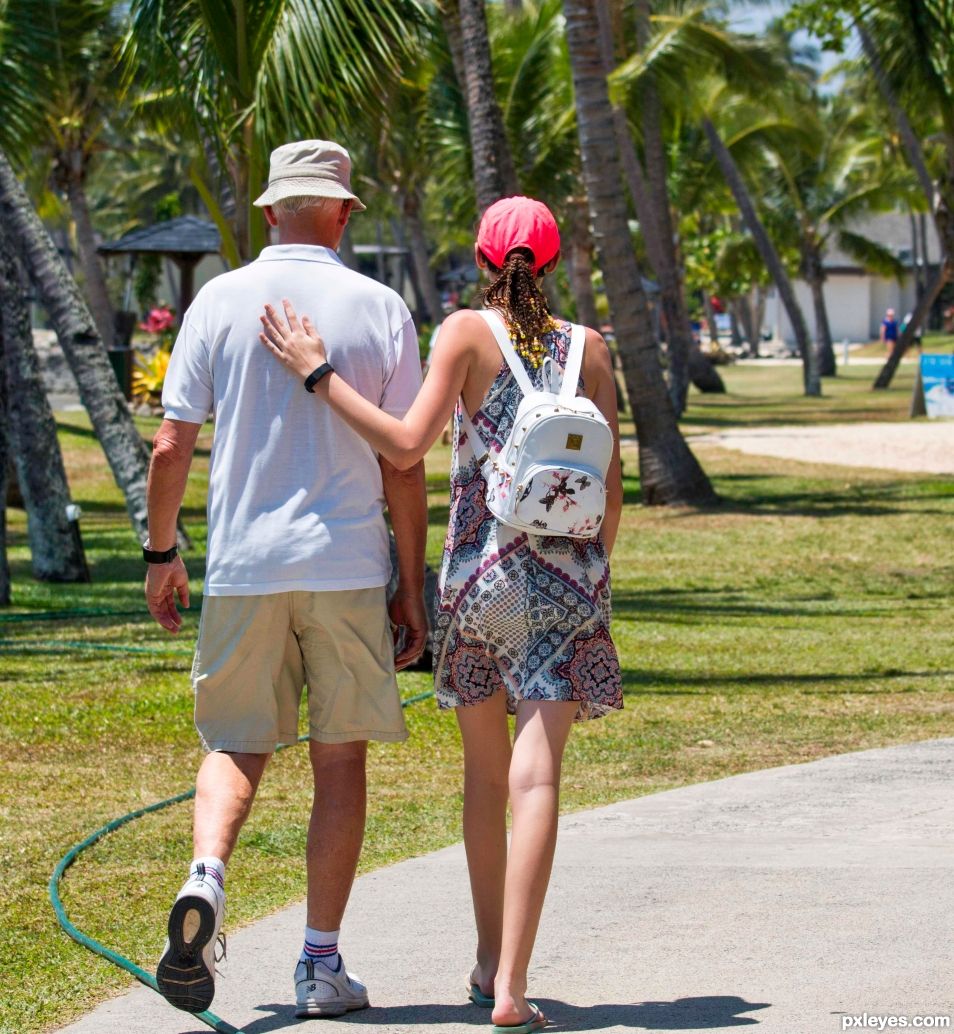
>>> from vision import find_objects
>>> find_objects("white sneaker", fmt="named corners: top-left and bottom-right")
top-left (294, 956), bottom-right (369, 1018)
top-left (156, 866), bottom-right (225, 1013)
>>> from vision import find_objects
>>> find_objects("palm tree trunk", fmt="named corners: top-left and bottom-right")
top-left (754, 285), bottom-right (766, 356)
top-left (0, 148), bottom-right (152, 540)
top-left (856, 24), bottom-right (936, 207)
top-left (0, 228), bottom-right (89, 582)
top-left (450, 0), bottom-right (521, 213)
top-left (597, 0), bottom-right (721, 412)
top-left (703, 117), bottom-right (820, 396)
top-left (64, 156), bottom-right (114, 349)
top-left (0, 313), bottom-right (10, 605)
top-left (803, 244), bottom-right (836, 376)
top-left (564, 0), bottom-right (716, 505)
top-left (400, 188), bottom-right (444, 324)
top-left (809, 278), bottom-right (836, 376)
top-left (873, 263), bottom-right (949, 389)
top-left (567, 197), bottom-right (600, 328)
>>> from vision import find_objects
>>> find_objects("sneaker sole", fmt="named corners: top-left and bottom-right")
top-left (156, 894), bottom-right (217, 1013)
top-left (295, 996), bottom-right (370, 1019)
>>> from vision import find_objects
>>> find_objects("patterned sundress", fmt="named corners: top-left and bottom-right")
top-left (433, 318), bottom-right (623, 721)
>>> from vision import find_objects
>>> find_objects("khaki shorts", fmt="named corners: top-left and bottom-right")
top-left (191, 588), bottom-right (407, 752)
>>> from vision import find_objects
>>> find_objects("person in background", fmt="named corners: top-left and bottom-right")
top-left (880, 307), bottom-right (899, 355)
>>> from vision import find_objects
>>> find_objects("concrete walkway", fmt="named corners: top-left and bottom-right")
top-left (696, 421), bottom-right (954, 475)
top-left (59, 739), bottom-right (954, 1034)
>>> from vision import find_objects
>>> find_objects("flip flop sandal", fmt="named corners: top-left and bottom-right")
top-left (491, 1004), bottom-right (547, 1033)
top-left (468, 981), bottom-right (495, 1007)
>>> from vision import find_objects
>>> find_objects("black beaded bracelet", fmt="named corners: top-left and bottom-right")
top-left (304, 363), bottom-right (334, 393)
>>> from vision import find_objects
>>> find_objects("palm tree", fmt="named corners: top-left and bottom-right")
top-left (0, 227), bottom-right (89, 582)
top-left (0, 0), bottom-right (120, 346)
top-left (0, 148), bottom-right (153, 541)
top-left (563, 0), bottom-right (716, 505)
top-left (611, 7), bottom-right (821, 395)
top-left (765, 98), bottom-right (907, 375)
top-left (793, 0), bottom-right (954, 387)
top-left (599, 0), bottom-right (716, 414)
top-left (440, 0), bottom-right (520, 214)
top-left (0, 303), bottom-right (9, 604)
top-left (126, 0), bottom-right (428, 265)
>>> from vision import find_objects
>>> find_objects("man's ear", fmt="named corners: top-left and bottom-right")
top-left (263, 204), bottom-right (278, 228)
top-left (338, 200), bottom-right (353, 228)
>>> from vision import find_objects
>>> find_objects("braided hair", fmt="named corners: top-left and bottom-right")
top-left (480, 248), bottom-right (553, 350)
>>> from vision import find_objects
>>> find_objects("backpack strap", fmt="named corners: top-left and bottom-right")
top-left (457, 402), bottom-right (490, 467)
top-left (558, 323), bottom-right (586, 402)
top-left (478, 309), bottom-right (536, 398)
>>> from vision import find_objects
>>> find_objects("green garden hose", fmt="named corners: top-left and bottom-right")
top-left (50, 687), bottom-right (435, 1034)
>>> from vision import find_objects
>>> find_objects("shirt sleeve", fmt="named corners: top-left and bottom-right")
top-left (161, 309), bottom-right (213, 424)
top-left (380, 316), bottom-right (423, 418)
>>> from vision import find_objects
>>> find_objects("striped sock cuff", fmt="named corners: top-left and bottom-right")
top-left (303, 939), bottom-right (338, 959)
top-left (190, 859), bottom-right (225, 892)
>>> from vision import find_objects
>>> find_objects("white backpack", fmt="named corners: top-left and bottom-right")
top-left (458, 310), bottom-right (613, 539)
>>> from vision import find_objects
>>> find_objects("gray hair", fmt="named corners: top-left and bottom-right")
top-left (271, 194), bottom-right (346, 216)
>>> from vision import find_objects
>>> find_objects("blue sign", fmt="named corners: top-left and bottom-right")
top-left (919, 354), bottom-right (954, 418)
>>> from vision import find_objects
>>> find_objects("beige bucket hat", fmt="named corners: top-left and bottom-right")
top-left (253, 140), bottom-right (366, 211)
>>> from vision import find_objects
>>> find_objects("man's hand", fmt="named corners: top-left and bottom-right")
top-left (389, 588), bottom-right (428, 671)
top-left (145, 556), bottom-right (190, 633)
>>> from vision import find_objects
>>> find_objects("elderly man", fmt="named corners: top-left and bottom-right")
top-left (144, 140), bottom-right (427, 1018)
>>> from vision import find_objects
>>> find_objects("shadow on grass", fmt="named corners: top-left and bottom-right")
top-left (629, 475), bottom-right (954, 519)
top-left (54, 417), bottom-right (212, 459)
top-left (619, 668), bottom-right (947, 695)
top-left (73, 499), bottom-right (209, 520)
top-left (88, 554), bottom-right (207, 585)
top-left (611, 588), bottom-right (900, 623)
top-left (229, 994), bottom-right (771, 1031)
top-left (682, 405), bottom-right (904, 430)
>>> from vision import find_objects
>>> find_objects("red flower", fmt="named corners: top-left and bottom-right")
top-left (139, 307), bottom-right (175, 334)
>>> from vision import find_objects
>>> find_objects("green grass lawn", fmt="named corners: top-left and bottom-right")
top-left (1, 362), bottom-right (952, 1034)
top-left (681, 355), bottom-right (926, 428)
top-left (848, 330), bottom-right (954, 361)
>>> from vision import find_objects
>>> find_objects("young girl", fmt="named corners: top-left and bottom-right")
top-left (259, 196), bottom-right (622, 1033)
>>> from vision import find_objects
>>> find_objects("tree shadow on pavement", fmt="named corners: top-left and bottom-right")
top-left (227, 994), bottom-right (771, 1031)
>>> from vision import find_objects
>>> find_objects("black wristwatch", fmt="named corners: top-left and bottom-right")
top-left (304, 363), bottom-right (334, 393)
top-left (143, 541), bottom-right (178, 564)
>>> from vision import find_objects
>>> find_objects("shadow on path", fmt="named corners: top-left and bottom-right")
top-left (205, 994), bottom-right (772, 1032)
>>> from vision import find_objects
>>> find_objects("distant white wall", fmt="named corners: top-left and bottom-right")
top-left (770, 272), bottom-right (919, 345)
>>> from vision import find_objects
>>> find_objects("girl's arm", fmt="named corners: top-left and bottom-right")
top-left (582, 328), bottom-right (622, 557)
top-left (260, 300), bottom-right (471, 470)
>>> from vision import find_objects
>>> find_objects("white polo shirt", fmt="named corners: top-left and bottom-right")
top-left (162, 244), bottom-right (422, 596)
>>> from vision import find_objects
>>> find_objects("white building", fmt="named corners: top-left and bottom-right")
top-left (765, 212), bottom-right (942, 346)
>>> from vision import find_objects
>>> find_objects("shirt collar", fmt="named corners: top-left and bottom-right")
top-left (256, 244), bottom-right (344, 266)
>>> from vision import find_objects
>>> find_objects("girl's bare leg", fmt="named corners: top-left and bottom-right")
top-left (493, 699), bottom-right (577, 1026)
top-left (456, 689), bottom-right (512, 997)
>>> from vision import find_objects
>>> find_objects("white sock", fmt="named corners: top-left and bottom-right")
top-left (190, 856), bottom-right (226, 894)
top-left (301, 926), bottom-right (340, 970)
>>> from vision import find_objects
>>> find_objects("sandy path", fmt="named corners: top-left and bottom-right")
top-left (694, 421), bottom-right (954, 475)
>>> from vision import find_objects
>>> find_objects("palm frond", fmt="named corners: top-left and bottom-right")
top-left (836, 229), bottom-right (906, 279)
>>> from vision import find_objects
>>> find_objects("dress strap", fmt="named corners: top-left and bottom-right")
top-left (457, 402), bottom-right (489, 466)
